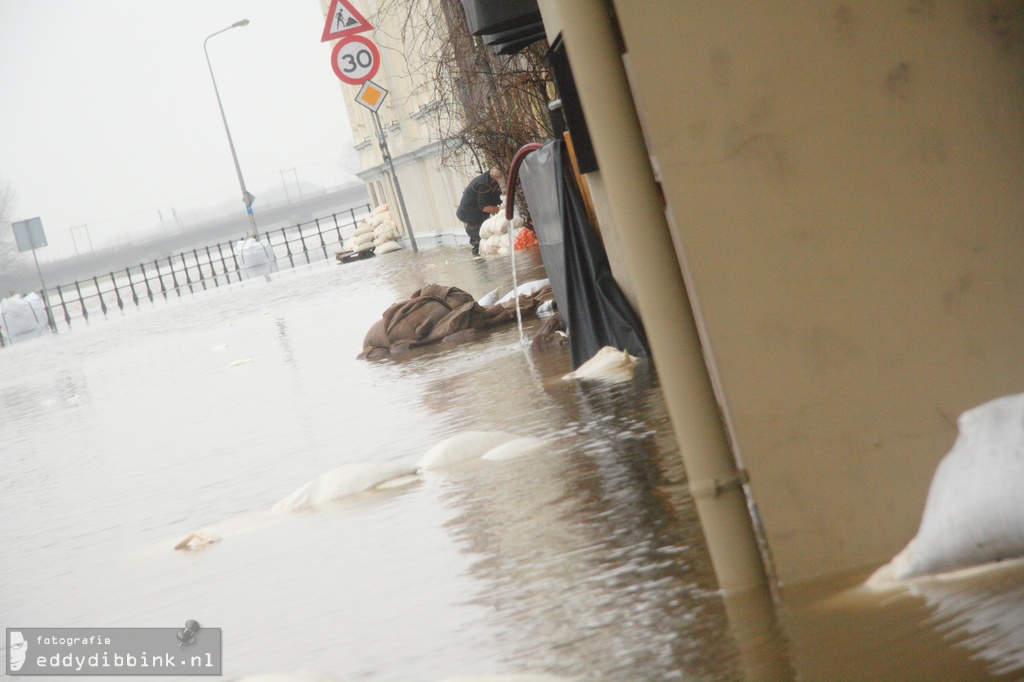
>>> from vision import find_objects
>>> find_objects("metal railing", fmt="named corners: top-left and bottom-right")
top-left (33, 205), bottom-right (370, 334)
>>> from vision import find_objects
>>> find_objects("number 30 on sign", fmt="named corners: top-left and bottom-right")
top-left (331, 35), bottom-right (380, 85)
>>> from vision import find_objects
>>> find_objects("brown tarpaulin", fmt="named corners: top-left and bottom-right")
top-left (357, 283), bottom-right (554, 359)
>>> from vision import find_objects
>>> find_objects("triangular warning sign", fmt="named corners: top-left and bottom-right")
top-left (321, 0), bottom-right (373, 42)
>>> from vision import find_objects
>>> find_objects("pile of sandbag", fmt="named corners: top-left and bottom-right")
top-left (234, 237), bottom-right (279, 279)
top-left (349, 203), bottom-right (403, 256)
top-left (478, 212), bottom-right (525, 257)
top-left (0, 292), bottom-right (50, 343)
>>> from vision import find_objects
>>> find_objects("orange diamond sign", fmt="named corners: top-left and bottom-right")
top-left (355, 80), bottom-right (388, 112)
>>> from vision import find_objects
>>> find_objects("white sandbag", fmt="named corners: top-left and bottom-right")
top-left (562, 346), bottom-right (639, 383)
top-left (376, 241), bottom-right (403, 254)
top-left (375, 226), bottom-right (400, 243)
top-left (355, 231), bottom-right (376, 246)
top-left (497, 278), bottom-right (550, 304)
top-left (479, 213), bottom-right (509, 241)
top-left (478, 288), bottom-right (500, 307)
top-left (352, 226), bottom-right (374, 239)
top-left (234, 238), bottom-right (278, 279)
top-left (173, 530), bottom-right (222, 552)
top-left (354, 241), bottom-right (376, 253)
top-left (24, 292), bottom-right (46, 323)
top-left (372, 203), bottom-right (389, 215)
top-left (0, 294), bottom-right (49, 341)
top-left (272, 460), bottom-right (418, 512)
top-left (481, 437), bottom-right (548, 461)
top-left (417, 431), bottom-right (519, 470)
top-left (479, 235), bottom-right (497, 257)
top-left (887, 392), bottom-right (1024, 579)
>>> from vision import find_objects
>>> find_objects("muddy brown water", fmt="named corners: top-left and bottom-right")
top-left (2, 246), bottom-right (1021, 681)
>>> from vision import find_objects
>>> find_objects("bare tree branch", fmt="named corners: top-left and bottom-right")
top-left (375, 0), bottom-right (554, 184)
top-left (0, 177), bottom-right (20, 270)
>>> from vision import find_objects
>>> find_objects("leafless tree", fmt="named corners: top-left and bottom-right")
top-left (0, 177), bottom-right (20, 272)
top-left (374, 0), bottom-right (554, 181)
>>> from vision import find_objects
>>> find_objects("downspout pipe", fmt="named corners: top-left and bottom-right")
top-left (543, 0), bottom-right (769, 595)
top-left (505, 143), bottom-right (544, 221)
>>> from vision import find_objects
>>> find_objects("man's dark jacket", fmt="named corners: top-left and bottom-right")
top-left (456, 172), bottom-right (501, 226)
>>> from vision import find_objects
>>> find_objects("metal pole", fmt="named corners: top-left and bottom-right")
top-left (280, 170), bottom-right (292, 204)
top-left (549, 0), bottom-right (770, 594)
top-left (204, 19), bottom-right (257, 236)
top-left (371, 110), bottom-right (417, 252)
top-left (31, 247), bottom-right (57, 333)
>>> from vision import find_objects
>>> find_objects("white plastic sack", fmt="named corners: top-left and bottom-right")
top-left (892, 392), bottom-right (1024, 579)
top-left (479, 234), bottom-right (502, 257)
top-left (478, 288), bottom-right (500, 306)
top-left (376, 241), bottom-right (402, 255)
top-left (562, 346), bottom-right (639, 383)
top-left (481, 437), bottom-right (548, 461)
top-left (0, 294), bottom-right (49, 341)
top-left (497, 278), bottom-right (550, 304)
top-left (272, 460), bottom-right (417, 512)
top-left (416, 431), bottom-right (518, 470)
top-left (235, 238), bottom-right (278, 279)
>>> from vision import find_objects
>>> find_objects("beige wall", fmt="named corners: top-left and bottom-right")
top-left (319, 0), bottom-right (477, 238)
top-left (610, 1), bottom-right (1024, 584)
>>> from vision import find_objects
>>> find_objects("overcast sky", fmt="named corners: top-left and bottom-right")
top-left (0, 0), bottom-right (359, 260)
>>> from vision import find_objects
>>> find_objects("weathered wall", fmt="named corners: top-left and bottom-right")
top-left (613, 0), bottom-right (1024, 583)
top-left (324, 0), bottom-right (473, 237)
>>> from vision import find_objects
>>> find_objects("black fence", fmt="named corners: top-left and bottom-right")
top-left (31, 205), bottom-right (371, 335)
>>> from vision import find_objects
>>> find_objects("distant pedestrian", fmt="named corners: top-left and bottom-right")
top-left (456, 168), bottom-right (503, 256)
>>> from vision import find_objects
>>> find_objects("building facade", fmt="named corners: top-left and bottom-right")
top-left (318, 0), bottom-right (481, 243)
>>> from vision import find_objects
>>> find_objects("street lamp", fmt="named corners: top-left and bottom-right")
top-left (204, 19), bottom-right (257, 234)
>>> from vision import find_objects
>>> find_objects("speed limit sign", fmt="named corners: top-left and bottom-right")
top-left (331, 35), bottom-right (380, 85)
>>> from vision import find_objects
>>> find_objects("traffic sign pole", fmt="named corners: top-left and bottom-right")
top-left (371, 110), bottom-right (417, 253)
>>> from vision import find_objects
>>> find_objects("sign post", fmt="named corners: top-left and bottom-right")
top-left (320, 3), bottom-right (417, 252)
top-left (354, 81), bottom-right (417, 253)
top-left (11, 217), bottom-right (57, 332)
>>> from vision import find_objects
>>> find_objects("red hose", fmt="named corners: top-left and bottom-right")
top-left (505, 142), bottom-right (544, 220)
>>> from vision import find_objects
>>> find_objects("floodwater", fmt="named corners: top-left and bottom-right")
top-left (2, 245), bottom-right (1023, 681)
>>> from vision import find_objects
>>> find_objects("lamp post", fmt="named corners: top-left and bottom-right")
top-left (204, 19), bottom-right (257, 234)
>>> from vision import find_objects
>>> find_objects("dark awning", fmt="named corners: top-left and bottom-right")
top-left (460, 0), bottom-right (541, 36)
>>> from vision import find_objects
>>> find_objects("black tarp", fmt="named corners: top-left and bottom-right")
top-left (520, 139), bottom-right (649, 369)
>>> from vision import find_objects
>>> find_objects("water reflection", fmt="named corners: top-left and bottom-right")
top-left (2, 245), bottom-right (1020, 681)
top-left (913, 561), bottom-right (1024, 677)
top-left (422, 355), bottom-right (741, 680)
top-left (779, 558), bottom-right (1024, 681)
